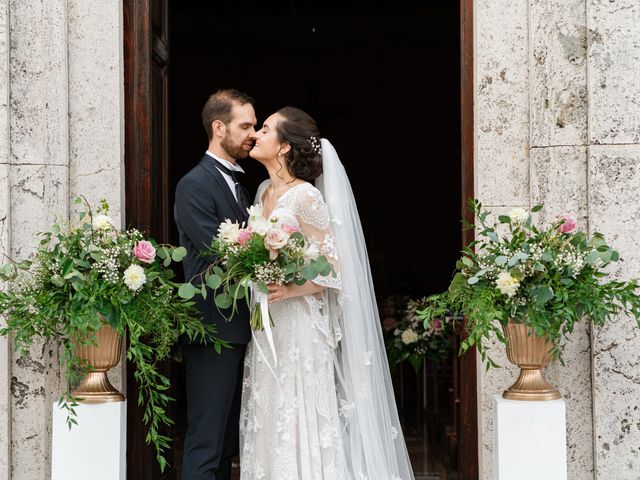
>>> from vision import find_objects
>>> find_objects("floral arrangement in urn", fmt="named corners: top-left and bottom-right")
top-left (418, 200), bottom-right (640, 399)
top-left (386, 296), bottom-right (454, 372)
top-left (0, 197), bottom-right (222, 471)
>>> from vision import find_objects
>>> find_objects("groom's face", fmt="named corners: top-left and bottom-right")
top-left (220, 102), bottom-right (257, 160)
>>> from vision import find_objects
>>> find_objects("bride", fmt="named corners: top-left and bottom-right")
top-left (240, 106), bottom-right (414, 480)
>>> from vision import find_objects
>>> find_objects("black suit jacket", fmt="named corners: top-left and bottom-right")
top-left (174, 155), bottom-right (251, 345)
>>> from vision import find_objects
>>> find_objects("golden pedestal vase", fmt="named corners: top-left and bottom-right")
top-left (72, 322), bottom-right (125, 403)
top-left (502, 320), bottom-right (561, 401)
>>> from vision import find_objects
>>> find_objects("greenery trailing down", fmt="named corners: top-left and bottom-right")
top-left (0, 196), bottom-right (226, 472)
top-left (418, 199), bottom-right (640, 369)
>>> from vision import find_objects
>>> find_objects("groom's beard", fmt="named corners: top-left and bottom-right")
top-left (221, 133), bottom-right (252, 160)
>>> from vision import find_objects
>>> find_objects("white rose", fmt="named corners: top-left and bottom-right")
top-left (495, 270), bottom-right (520, 298)
top-left (508, 208), bottom-right (529, 224)
top-left (123, 264), bottom-right (146, 291)
top-left (303, 242), bottom-right (320, 261)
top-left (250, 217), bottom-right (272, 236)
top-left (401, 329), bottom-right (419, 345)
top-left (92, 214), bottom-right (113, 231)
top-left (218, 219), bottom-right (240, 244)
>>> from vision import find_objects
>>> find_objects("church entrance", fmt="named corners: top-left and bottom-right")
top-left (124, 0), bottom-right (476, 478)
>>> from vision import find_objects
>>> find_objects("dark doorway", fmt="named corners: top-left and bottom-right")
top-left (125, 0), bottom-right (477, 478)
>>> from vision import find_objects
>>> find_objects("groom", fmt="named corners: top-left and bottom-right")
top-left (174, 89), bottom-right (256, 480)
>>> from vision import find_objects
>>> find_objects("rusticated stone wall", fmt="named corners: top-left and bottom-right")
top-left (0, 1), bottom-right (124, 478)
top-left (476, 0), bottom-right (640, 478)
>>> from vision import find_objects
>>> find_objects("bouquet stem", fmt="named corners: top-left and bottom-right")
top-left (251, 303), bottom-right (274, 330)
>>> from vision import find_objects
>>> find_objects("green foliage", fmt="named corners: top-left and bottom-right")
top-left (418, 199), bottom-right (640, 368)
top-left (0, 196), bottom-right (226, 471)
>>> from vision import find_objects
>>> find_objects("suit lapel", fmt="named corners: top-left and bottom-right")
top-left (199, 157), bottom-right (246, 221)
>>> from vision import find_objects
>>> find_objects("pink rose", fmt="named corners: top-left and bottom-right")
top-left (264, 229), bottom-right (289, 260)
top-left (432, 318), bottom-right (443, 332)
top-left (557, 213), bottom-right (577, 234)
top-left (133, 240), bottom-right (156, 264)
top-left (281, 223), bottom-right (299, 235)
top-left (236, 227), bottom-right (253, 246)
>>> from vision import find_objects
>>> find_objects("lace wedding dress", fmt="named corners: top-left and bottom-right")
top-left (239, 180), bottom-right (349, 480)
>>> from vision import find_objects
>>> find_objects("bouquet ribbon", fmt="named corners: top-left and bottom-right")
top-left (251, 282), bottom-right (278, 369)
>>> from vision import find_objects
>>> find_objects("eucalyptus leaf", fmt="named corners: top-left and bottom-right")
top-left (206, 274), bottom-right (222, 290)
top-left (171, 247), bottom-right (187, 262)
top-left (215, 293), bottom-right (232, 309)
top-left (301, 264), bottom-right (318, 281)
top-left (178, 283), bottom-right (196, 299)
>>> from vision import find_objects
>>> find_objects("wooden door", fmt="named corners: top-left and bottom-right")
top-left (124, 0), bottom-right (176, 478)
top-left (457, 0), bottom-right (479, 478)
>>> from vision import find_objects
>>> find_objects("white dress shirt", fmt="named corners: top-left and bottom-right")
top-left (205, 150), bottom-right (245, 201)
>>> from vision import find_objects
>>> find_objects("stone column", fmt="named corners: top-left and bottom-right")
top-left (7, 1), bottom-right (70, 478)
top-left (0, 0), bottom-right (125, 477)
top-left (475, 0), bottom-right (595, 477)
top-left (588, 1), bottom-right (640, 478)
top-left (528, 1), bottom-right (593, 478)
top-left (0, 0), bottom-right (11, 477)
top-left (475, 0), bottom-right (530, 477)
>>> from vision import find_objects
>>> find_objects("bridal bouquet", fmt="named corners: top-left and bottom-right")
top-left (386, 296), bottom-right (455, 372)
top-left (179, 205), bottom-right (336, 331)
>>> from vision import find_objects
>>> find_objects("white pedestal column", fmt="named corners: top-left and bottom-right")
top-left (52, 401), bottom-right (126, 480)
top-left (493, 394), bottom-right (567, 480)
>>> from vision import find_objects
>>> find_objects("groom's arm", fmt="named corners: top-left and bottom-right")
top-left (174, 177), bottom-right (221, 253)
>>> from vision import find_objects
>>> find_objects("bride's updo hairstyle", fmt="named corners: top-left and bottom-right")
top-left (275, 106), bottom-right (323, 182)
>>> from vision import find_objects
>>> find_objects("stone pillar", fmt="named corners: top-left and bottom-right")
top-left (1, 1), bottom-right (11, 478)
top-left (475, 0), bottom-right (593, 477)
top-left (587, 1), bottom-right (640, 478)
top-left (475, 0), bottom-right (530, 477)
top-left (0, 0), bottom-right (125, 478)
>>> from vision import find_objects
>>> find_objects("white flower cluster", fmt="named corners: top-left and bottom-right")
top-left (555, 244), bottom-right (585, 276)
top-left (93, 246), bottom-right (122, 283)
top-left (253, 263), bottom-right (285, 285)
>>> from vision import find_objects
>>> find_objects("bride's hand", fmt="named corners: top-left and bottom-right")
top-left (267, 282), bottom-right (326, 304)
top-left (267, 284), bottom-right (292, 304)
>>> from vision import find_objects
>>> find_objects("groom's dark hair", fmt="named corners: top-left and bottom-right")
top-left (202, 89), bottom-right (254, 141)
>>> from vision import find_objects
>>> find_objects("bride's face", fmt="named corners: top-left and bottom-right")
top-left (251, 113), bottom-right (290, 164)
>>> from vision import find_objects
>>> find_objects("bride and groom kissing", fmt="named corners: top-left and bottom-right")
top-left (174, 89), bottom-right (414, 480)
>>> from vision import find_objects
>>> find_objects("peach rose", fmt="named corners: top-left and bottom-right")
top-left (264, 229), bottom-right (289, 260)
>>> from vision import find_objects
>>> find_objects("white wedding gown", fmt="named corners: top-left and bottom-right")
top-left (239, 180), bottom-right (349, 480)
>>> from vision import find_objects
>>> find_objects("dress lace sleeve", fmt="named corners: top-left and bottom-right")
top-left (254, 179), bottom-right (271, 205)
top-left (294, 185), bottom-right (342, 290)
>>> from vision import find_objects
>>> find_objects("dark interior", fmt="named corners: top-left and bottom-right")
top-left (168, 0), bottom-right (461, 477)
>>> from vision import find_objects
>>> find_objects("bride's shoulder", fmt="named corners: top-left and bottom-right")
top-left (293, 182), bottom-right (325, 203)
top-left (254, 179), bottom-right (271, 201)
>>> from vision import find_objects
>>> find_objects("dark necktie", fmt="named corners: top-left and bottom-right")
top-left (210, 158), bottom-right (251, 215)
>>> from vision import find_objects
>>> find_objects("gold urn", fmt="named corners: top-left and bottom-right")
top-left (72, 322), bottom-right (125, 403)
top-left (502, 320), bottom-right (561, 401)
